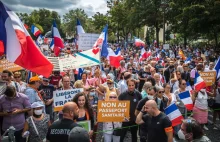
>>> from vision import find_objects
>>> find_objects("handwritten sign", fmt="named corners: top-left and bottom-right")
top-left (59, 49), bottom-right (100, 70)
top-left (53, 88), bottom-right (83, 111)
top-left (97, 101), bottom-right (130, 122)
top-left (78, 33), bottom-right (100, 50)
top-left (0, 59), bottom-right (23, 72)
top-left (199, 71), bottom-right (216, 86)
top-left (77, 120), bottom-right (91, 132)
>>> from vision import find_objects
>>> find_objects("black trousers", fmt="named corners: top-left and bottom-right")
top-left (120, 121), bottom-right (138, 142)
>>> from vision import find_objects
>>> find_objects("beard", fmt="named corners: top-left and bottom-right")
top-left (73, 112), bottom-right (79, 120)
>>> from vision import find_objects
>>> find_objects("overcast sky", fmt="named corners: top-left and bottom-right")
top-left (1, 0), bottom-right (108, 17)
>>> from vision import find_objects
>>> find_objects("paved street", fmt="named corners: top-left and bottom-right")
top-left (96, 110), bottom-right (220, 142)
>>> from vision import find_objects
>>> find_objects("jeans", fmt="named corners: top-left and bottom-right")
top-left (120, 121), bottom-right (138, 142)
top-left (103, 133), bottom-right (120, 142)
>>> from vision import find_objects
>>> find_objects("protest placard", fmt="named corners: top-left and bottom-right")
top-left (163, 44), bottom-right (170, 50)
top-left (53, 88), bottom-right (83, 111)
top-left (47, 57), bottom-right (61, 71)
top-left (97, 101), bottom-right (130, 122)
top-left (78, 33), bottom-right (100, 50)
top-left (0, 59), bottom-right (23, 72)
top-left (59, 49), bottom-right (100, 70)
top-left (199, 71), bottom-right (216, 86)
top-left (77, 120), bottom-right (91, 132)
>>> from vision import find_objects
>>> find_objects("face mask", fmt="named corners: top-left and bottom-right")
top-left (34, 109), bottom-right (43, 115)
top-left (90, 92), bottom-right (96, 96)
top-left (109, 87), bottom-right (113, 90)
top-left (148, 95), bottom-right (154, 100)
top-left (177, 130), bottom-right (185, 140)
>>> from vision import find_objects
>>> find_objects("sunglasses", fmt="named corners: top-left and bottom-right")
top-left (14, 76), bottom-right (20, 78)
top-left (183, 66), bottom-right (188, 67)
top-left (159, 91), bottom-right (164, 93)
top-left (177, 74), bottom-right (181, 75)
top-left (109, 96), bottom-right (117, 99)
top-left (107, 82), bottom-right (113, 85)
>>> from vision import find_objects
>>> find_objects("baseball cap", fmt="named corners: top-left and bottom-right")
top-left (29, 76), bottom-right (40, 82)
top-left (31, 102), bottom-right (44, 109)
top-left (43, 77), bottom-right (50, 81)
top-left (68, 127), bottom-right (90, 142)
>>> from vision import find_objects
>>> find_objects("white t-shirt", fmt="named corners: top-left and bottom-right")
top-left (194, 89), bottom-right (208, 110)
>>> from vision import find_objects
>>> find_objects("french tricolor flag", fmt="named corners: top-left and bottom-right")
top-left (52, 20), bottom-right (64, 48)
top-left (77, 18), bottom-right (85, 34)
top-left (0, 2), bottom-right (53, 77)
top-left (194, 72), bottom-right (206, 92)
top-left (186, 82), bottom-right (193, 94)
top-left (165, 103), bottom-right (184, 127)
top-left (115, 47), bottom-right (121, 55)
top-left (214, 57), bottom-right (220, 79)
top-left (178, 90), bottom-right (193, 110)
top-left (49, 39), bottom-right (54, 50)
top-left (134, 37), bottom-right (145, 47)
top-left (31, 25), bottom-right (41, 37)
top-left (107, 48), bottom-right (123, 68)
top-left (139, 47), bottom-right (147, 62)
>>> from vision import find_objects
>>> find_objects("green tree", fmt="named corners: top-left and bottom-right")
top-left (62, 8), bottom-right (88, 36)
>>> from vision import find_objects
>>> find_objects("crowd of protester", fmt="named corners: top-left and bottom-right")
top-left (0, 44), bottom-right (219, 142)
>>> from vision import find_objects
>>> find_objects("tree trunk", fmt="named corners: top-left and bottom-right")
top-left (156, 27), bottom-right (160, 48)
top-left (184, 35), bottom-right (187, 48)
top-left (214, 31), bottom-right (218, 48)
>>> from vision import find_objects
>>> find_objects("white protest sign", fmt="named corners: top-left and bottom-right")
top-left (78, 33), bottom-right (100, 50)
top-left (163, 44), bottom-right (170, 50)
top-left (59, 48), bottom-right (100, 70)
top-left (53, 88), bottom-right (83, 111)
top-left (47, 57), bottom-right (61, 71)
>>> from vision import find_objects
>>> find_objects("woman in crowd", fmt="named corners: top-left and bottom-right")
top-left (96, 78), bottom-right (119, 100)
top-left (141, 82), bottom-right (152, 98)
top-left (103, 92), bottom-right (122, 142)
top-left (108, 66), bottom-right (117, 78)
top-left (22, 102), bottom-right (50, 142)
top-left (72, 92), bottom-right (94, 137)
top-left (156, 86), bottom-right (168, 111)
top-left (81, 72), bottom-right (90, 89)
top-left (117, 60), bottom-right (126, 81)
top-left (170, 71), bottom-right (182, 93)
top-left (192, 85), bottom-right (215, 130)
top-left (14, 71), bottom-right (27, 93)
top-left (163, 83), bottom-right (177, 106)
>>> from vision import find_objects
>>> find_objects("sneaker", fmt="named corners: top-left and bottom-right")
top-left (203, 125), bottom-right (209, 130)
top-left (213, 126), bottom-right (218, 130)
top-left (213, 124), bottom-right (220, 130)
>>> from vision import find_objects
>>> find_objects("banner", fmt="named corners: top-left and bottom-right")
top-left (53, 88), bottom-right (83, 111)
top-left (77, 120), bottom-right (91, 132)
top-left (59, 49), bottom-right (100, 70)
top-left (199, 71), bottom-right (216, 86)
top-left (78, 33), bottom-right (100, 50)
top-left (97, 101), bottom-right (130, 122)
top-left (0, 59), bottom-right (23, 72)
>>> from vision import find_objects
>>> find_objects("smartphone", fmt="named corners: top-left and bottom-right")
top-left (7, 110), bottom-right (13, 113)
